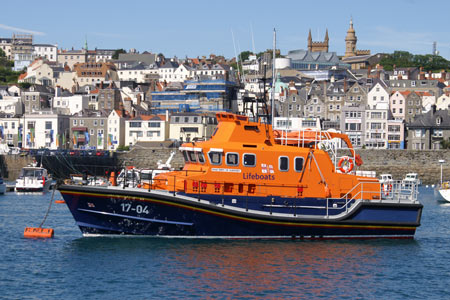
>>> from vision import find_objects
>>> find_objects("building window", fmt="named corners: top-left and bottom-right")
top-left (45, 121), bottom-right (52, 130)
top-left (73, 120), bottom-right (77, 126)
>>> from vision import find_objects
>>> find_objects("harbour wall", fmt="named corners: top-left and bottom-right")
top-left (1, 149), bottom-right (449, 184)
top-left (0, 155), bottom-right (33, 181)
top-left (117, 148), bottom-right (450, 185)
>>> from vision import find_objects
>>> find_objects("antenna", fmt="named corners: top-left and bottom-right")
top-left (250, 22), bottom-right (256, 54)
top-left (271, 28), bottom-right (276, 125)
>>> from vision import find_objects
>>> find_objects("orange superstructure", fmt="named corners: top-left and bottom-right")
top-left (152, 113), bottom-right (379, 201)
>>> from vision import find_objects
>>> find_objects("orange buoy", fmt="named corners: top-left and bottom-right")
top-left (55, 199), bottom-right (65, 204)
top-left (24, 227), bottom-right (54, 238)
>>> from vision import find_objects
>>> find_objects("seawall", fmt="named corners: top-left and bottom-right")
top-left (117, 148), bottom-right (450, 185)
top-left (2, 149), bottom-right (448, 184)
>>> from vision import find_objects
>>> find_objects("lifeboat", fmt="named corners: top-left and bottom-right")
top-left (58, 112), bottom-right (422, 239)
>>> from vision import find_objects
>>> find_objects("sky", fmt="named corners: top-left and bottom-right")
top-left (1, 0), bottom-right (450, 60)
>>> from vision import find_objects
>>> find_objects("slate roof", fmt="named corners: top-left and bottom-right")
top-left (408, 108), bottom-right (450, 129)
top-left (287, 50), bottom-right (340, 64)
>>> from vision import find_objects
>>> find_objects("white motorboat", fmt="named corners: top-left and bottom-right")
top-left (438, 182), bottom-right (450, 202)
top-left (15, 166), bottom-right (52, 192)
top-left (379, 174), bottom-right (393, 185)
top-left (402, 173), bottom-right (421, 186)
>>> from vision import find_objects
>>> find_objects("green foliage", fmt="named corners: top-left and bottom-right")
top-left (116, 145), bottom-right (130, 151)
top-left (19, 82), bottom-right (31, 89)
top-left (112, 49), bottom-right (126, 60)
top-left (0, 48), bottom-right (5, 57)
top-left (440, 138), bottom-right (450, 149)
top-left (238, 51), bottom-right (252, 62)
top-left (380, 51), bottom-right (450, 71)
top-left (0, 67), bottom-right (22, 84)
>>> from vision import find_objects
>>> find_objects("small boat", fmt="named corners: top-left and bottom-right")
top-left (15, 166), bottom-right (52, 192)
top-left (438, 181), bottom-right (450, 202)
top-left (379, 174), bottom-right (393, 185)
top-left (402, 173), bottom-right (421, 186)
top-left (0, 177), bottom-right (6, 194)
top-left (58, 112), bottom-right (422, 239)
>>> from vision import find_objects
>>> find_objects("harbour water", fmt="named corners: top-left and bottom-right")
top-left (0, 187), bottom-right (449, 299)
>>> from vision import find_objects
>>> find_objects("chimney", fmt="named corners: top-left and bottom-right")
top-left (398, 74), bottom-right (402, 80)
top-left (432, 104), bottom-right (436, 114)
top-left (367, 65), bottom-right (372, 77)
top-left (100, 81), bottom-right (104, 89)
top-left (137, 94), bottom-right (141, 106)
top-left (165, 109), bottom-right (169, 121)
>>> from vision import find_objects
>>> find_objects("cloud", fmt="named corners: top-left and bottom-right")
top-left (0, 24), bottom-right (45, 36)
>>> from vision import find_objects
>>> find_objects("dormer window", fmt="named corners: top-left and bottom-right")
top-left (436, 116), bottom-right (442, 125)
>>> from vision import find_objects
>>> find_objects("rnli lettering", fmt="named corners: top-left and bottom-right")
top-left (243, 173), bottom-right (275, 180)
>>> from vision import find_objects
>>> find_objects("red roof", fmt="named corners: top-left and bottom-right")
top-left (18, 72), bottom-right (27, 80)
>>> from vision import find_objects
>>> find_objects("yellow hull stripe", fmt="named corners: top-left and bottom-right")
top-left (61, 190), bottom-right (417, 231)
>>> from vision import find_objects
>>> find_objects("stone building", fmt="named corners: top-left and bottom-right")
top-left (307, 29), bottom-right (329, 52)
top-left (407, 106), bottom-right (450, 150)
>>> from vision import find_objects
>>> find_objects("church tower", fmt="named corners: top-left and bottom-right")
top-left (307, 29), bottom-right (329, 52)
top-left (344, 18), bottom-right (357, 58)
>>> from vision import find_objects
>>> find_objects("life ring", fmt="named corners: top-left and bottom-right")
top-left (382, 183), bottom-right (392, 196)
top-left (338, 156), bottom-right (354, 173)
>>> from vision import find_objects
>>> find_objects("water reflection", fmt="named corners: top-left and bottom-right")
top-left (164, 240), bottom-right (380, 298)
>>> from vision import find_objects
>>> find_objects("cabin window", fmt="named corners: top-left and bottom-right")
top-left (198, 152), bottom-right (205, 164)
top-left (226, 153), bottom-right (239, 166)
top-left (208, 151), bottom-right (222, 165)
top-left (182, 151), bottom-right (189, 162)
top-left (294, 157), bottom-right (304, 172)
top-left (243, 153), bottom-right (256, 167)
top-left (187, 151), bottom-right (197, 162)
top-left (279, 156), bottom-right (289, 172)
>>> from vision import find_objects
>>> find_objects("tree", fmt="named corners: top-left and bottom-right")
top-left (112, 49), bottom-right (126, 60)
top-left (238, 51), bottom-right (252, 62)
top-left (380, 50), bottom-right (450, 71)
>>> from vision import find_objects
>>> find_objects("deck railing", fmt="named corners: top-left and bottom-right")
top-left (117, 171), bottom-right (419, 219)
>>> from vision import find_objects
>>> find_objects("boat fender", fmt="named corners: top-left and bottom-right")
top-left (338, 157), bottom-right (354, 173)
top-left (109, 171), bottom-right (117, 186)
top-left (355, 154), bottom-right (363, 166)
top-left (382, 184), bottom-right (392, 196)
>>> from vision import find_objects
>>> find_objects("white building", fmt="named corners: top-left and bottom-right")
top-left (125, 115), bottom-right (168, 146)
top-left (0, 96), bottom-right (22, 116)
top-left (107, 109), bottom-right (128, 150)
top-left (53, 92), bottom-right (89, 115)
top-left (365, 107), bottom-right (389, 149)
top-left (0, 117), bottom-right (20, 147)
top-left (33, 44), bottom-right (58, 62)
top-left (436, 93), bottom-right (450, 110)
top-left (367, 81), bottom-right (389, 109)
top-left (23, 112), bottom-right (70, 149)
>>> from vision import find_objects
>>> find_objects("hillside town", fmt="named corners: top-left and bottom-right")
top-left (0, 19), bottom-right (449, 153)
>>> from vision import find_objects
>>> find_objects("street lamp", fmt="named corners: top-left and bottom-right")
top-left (439, 159), bottom-right (445, 186)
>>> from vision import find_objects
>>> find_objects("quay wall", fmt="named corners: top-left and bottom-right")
top-left (0, 155), bottom-right (34, 181)
top-left (117, 148), bottom-right (450, 185)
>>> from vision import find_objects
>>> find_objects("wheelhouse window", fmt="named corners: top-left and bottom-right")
top-left (198, 152), bottom-right (205, 164)
top-left (243, 153), bottom-right (256, 167)
top-left (182, 151), bottom-right (189, 162)
top-left (294, 157), bottom-right (304, 172)
top-left (208, 151), bottom-right (222, 165)
top-left (187, 151), bottom-right (197, 162)
top-left (279, 156), bottom-right (289, 171)
top-left (226, 153), bottom-right (239, 166)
